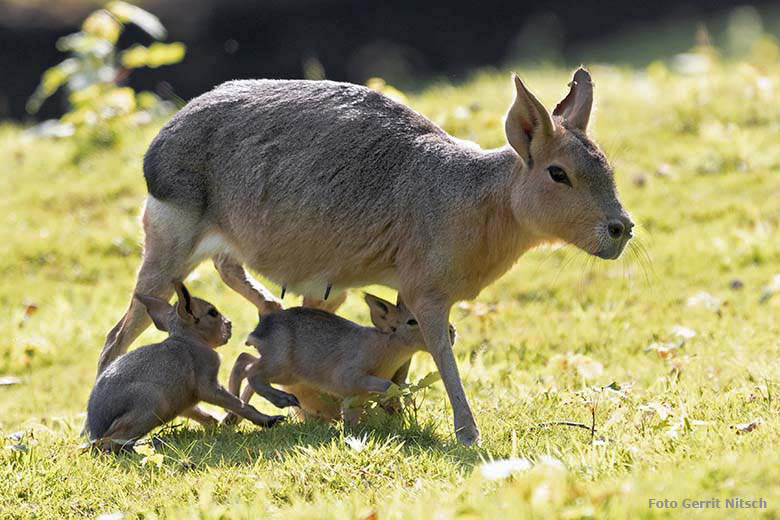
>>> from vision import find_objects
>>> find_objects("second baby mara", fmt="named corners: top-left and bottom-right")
top-left (226, 293), bottom-right (456, 424)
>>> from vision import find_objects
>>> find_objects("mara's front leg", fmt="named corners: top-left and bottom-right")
top-left (198, 383), bottom-right (284, 428)
top-left (180, 406), bottom-right (219, 427)
top-left (408, 294), bottom-right (478, 445)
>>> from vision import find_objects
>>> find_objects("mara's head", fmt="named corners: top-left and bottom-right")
top-left (365, 293), bottom-right (456, 347)
top-left (505, 67), bottom-right (633, 260)
top-left (134, 281), bottom-right (232, 348)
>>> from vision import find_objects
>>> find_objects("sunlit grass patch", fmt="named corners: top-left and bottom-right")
top-left (2, 41), bottom-right (780, 519)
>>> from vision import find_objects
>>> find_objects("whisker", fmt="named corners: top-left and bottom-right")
top-left (627, 238), bottom-right (653, 286)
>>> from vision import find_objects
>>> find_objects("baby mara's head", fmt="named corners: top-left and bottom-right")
top-left (134, 281), bottom-right (232, 348)
top-left (364, 293), bottom-right (456, 349)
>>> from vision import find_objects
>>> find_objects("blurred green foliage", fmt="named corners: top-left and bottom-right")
top-left (26, 1), bottom-right (184, 151)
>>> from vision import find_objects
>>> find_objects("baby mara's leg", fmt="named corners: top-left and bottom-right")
top-left (222, 352), bottom-right (261, 426)
top-left (198, 381), bottom-right (284, 428)
top-left (180, 406), bottom-right (218, 427)
top-left (223, 357), bottom-right (300, 425)
top-left (228, 352), bottom-right (258, 396)
top-left (340, 374), bottom-right (395, 426)
top-left (245, 363), bottom-right (300, 409)
top-left (222, 383), bottom-right (256, 426)
top-left (92, 408), bottom-right (163, 454)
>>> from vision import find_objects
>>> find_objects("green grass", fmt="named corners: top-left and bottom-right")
top-left (2, 49), bottom-right (780, 519)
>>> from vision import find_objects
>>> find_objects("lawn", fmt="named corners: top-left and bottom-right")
top-left (2, 47), bottom-right (780, 518)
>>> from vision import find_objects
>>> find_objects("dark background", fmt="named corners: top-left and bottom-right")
top-left (0, 0), bottom-right (775, 121)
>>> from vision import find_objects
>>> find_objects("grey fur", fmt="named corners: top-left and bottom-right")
top-left (223, 293), bottom-right (456, 425)
top-left (87, 282), bottom-right (283, 452)
top-left (97, 69), bottom-right (632, 445)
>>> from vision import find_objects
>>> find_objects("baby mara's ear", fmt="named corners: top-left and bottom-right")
top-left (173, 280), bottom-right (196, 324)
top-left (364, 293), bottom-right (400, 333)
top-left (134, 294), bottom-right (173, 332)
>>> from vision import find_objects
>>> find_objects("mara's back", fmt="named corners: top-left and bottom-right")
top-left (145, 79), bottom-right (448, 208)
top-left (255, 308), bottom-right (375, 382)
top-left (143, 80), bottom-right (508, 292)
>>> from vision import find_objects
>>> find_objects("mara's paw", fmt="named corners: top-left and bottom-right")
top-left (221, 413), bottom-right (242, 427)
top-left (263, 414), bottom-right (286, 428)
top-left (277, 392), bottom-right (300, 409)
top-left (455, 422), bottom-right (480, 447)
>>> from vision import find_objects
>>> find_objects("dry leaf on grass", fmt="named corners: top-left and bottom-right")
top-left (732, 419), bottom-right (761, 434)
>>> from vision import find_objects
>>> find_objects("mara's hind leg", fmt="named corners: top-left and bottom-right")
top-left (381, 359), bottom-right (412, 415)
top-left (223, 356), bottom-right (299, 426)
top-left (245, 364), bottom-right (300, 409)
top-left (213, 253), bottom-right (344, 315)
top-left (302, 291), bottom-right (347, 314)
top-left (179, 406), bottom-right (218, 427)
top-left (93, 408), bottom-right (163, 454)
top-left (222, 352), bottom-right (259, 426)
top-left (214, 254), bottom-right (282, 315)
top-left (97, 197), bottom-right (203, 375)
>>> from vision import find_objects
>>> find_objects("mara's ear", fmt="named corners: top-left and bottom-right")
top-left (134, 294), bottom-right (172, 332)
top-left (364, 293), bottom-right (399, 333)
top-left (552, 67), bottom-right (593, 132)
top-left (505, 73), bottom-right (555, 164)
top-left (173, 280), bottom-right (195, 323)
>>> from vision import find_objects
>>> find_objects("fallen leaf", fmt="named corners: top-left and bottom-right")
top-left (603, 409), bottom-right (627, 431)
top-left (345, 435), bottom-right (366, 453)
top-left (639, 402), bottom-right (671, 422)
top-left (97, 513), bottom-right (125, 520)
top-left (650, 341), bottom-right (679, 359)
top-left (670, 325), bottom-right (696, 340)
top-left (23, 302), bottom-right (38, 316)
top-left (759, 274), bottom-right (780, 303)
top-left (549, 353), bottom-right (604, 380)
top-left (7, 431), bottom-right (24, 442)
top-left (747, 385), bottom-right (769, 402)
top-left (686, 291), bottom-right (720, 310)
top-left (655, 163), bottom-right (673, 178)
top-left (478, 457), bottom-right (533, 481)
top-left (732, 419), bottom-right (761, 434)
top-left (572, 355), bottom-right (604, 380)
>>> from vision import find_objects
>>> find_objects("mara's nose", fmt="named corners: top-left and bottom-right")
top-left (607, 219), bottom-right (633, 240)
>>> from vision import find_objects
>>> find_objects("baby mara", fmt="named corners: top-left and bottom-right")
top-left (87, 282), bottom-right (283, 452)
top-left (225, 293), bottom-right (455, 425)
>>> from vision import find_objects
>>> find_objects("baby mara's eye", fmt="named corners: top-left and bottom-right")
top-left (547, 165), bottom-right (572, 187)
top-left (406, 319), bottom-right (418, 326)
top-left (207, 308), bottom-right (219, 317)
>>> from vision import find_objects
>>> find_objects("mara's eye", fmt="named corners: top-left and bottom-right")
top-left (406, 319), bottom-right (418, 326)
top-left (207, 308), bottom-right (218, 317)
top-left (547, 165), bottom-right (572, 187)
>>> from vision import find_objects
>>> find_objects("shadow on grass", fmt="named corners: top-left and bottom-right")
top-left (106, 410), bottom-right (489, 471)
